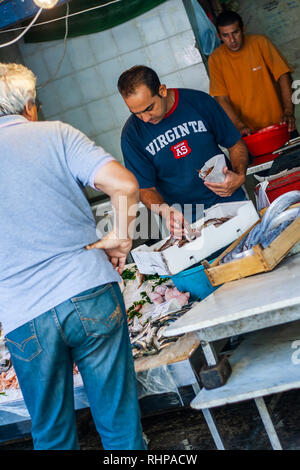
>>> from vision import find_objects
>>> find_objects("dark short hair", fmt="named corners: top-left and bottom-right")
top-left (215, 10), bottom-right (244, 33)
top-left (117, 65), bottom-right (161, 98)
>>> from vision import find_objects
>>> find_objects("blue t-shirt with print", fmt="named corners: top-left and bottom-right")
top-left (121, 88), bottom-right (246, 221)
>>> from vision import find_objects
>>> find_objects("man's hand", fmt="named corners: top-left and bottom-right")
top-left (278, 73), bottom-right (296, 133)
top-left (139, 187), bottom-right (193, 240)
top-left (238, 125), bottom-right (252, 136)
top-left (85, 231), bottom-right (132, 274)
top-left (164, 207), bottom-right (192, 239)
top-left (204, 166), bottom-right (245, 197)
top-left (280, 111), bottom-right (296, 133)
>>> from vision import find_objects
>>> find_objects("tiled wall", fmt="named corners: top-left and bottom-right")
top-left (238, 0), bottom-right (300, 130)
top-left (19, 0), bottom-right (209, 198)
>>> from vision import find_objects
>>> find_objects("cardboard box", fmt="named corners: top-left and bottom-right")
top-left (131, 201), bottom-right (259, 276)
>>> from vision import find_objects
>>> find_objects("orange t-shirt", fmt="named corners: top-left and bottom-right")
top-left (208, 34), bottom-right (293, 131)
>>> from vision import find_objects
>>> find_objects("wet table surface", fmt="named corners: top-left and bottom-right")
top-left (164, 252), bottom-right (300, 342)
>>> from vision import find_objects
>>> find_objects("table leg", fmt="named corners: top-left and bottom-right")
top-left (254, 397), bottom-right (282, 450)
top-left (198, 337), bottom-right (232, 389)
top-left (199, 340), bottom-right (218, 366)
top-left (191, 382), bottom-right (225, 449)
top-left (202, 408), bottom-right (225, 450)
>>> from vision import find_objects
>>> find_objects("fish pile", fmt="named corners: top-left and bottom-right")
top-left (122, 266), bottom-right (192, 359)
top-left (129, 300), bottom-right (192, 360)
top-left (0, 326), bottom-right (10, 374)
top-left (221, 191), bottom-right (300, 264)
top-left (0, 366), bottom-right (19, 392)
top-left (156, 217), bottom-right (232, 252)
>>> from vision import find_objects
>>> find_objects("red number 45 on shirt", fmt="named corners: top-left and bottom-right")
top-left (171, 140), bottom-right (191, 159)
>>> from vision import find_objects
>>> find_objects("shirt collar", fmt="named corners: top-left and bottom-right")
top-left (0, 114), bottom-right (28, 125)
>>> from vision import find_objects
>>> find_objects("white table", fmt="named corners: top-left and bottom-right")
top-left (165, 251), bottom-right (300, 364)
top-left (164, 252), bottom-right (300, 449)
top-left (191, 320), bottom-right (300, 450)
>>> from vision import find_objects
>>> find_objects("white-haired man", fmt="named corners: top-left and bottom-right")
top-left (0, 63), bottom-right (145, 450)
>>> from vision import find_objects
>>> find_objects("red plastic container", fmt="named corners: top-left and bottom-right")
top-left (243, 123), bottom-right (289, 157)
top-left (265, 170), bottom-right (300, 203)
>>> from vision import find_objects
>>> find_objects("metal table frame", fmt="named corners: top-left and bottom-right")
top-left (165, 252), bottom-right (300, 450)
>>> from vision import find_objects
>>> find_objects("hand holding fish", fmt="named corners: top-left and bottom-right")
top-left (204, 166), bottom-right (245, 198)
top-left (85, 230), bottom-right (132, 274)
top-left (164, 206), bottom-right (192, 240)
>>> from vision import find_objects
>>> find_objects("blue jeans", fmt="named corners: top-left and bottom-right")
top-left (5, 282), bottom-right (146, 450)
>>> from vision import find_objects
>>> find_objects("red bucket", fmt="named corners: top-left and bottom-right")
top-left (243, 123), bottom-right (289, 157)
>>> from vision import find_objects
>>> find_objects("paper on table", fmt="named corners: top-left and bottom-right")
top-left (151, 298), bottom-right (182, 320)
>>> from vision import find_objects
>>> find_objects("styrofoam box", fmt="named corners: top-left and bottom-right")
top-left (131, 201), bottom-right (259, 276)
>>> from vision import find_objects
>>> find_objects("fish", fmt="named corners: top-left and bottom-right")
top-left (156, 218), bottom-right (232, 252)
top-left (260, 220), bottom-right (291, 248)
top-left (128, 301), bottom-right (193, 358)
top-left (266, 207), bottom-right (300, 232)
top-left (259, 191), bottom-right (300, 233)
top-left (221, 191), bottom-right (300, 264)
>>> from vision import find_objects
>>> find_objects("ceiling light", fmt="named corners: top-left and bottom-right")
top-left (33, 0), bottom-right (59, 9)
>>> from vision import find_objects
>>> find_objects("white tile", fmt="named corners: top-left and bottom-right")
top-left (36, 81), bottom-right (62, 118)
top-left (42, 44), bottom-right (74, 79)
top-left (179, 63), bottom-right (210, 93)
top-left (112, 21), bottom-right (144, 54)
top-left (121, 48), bottom-right (150, 71)
top-left (160, 71), bottom-right (184, 89)
top-left (76, 67), bottom-right (106, 103)
top-left (94, 129), bottom-right (123, 162)
top-left (23, 53), bottom-right (50, 86)
top-left (170, 30), bottom-right (202, 69)
top-left (35, 39), bottom-right (60, 53)
top-left (159, 0), bottom-right (191, 35)
top-left (96, 57), bottom-right (124, 96)
top-left (53, 75), bottom-right (84, 110)
top-left (86, 97), bottom-right (118, 135)
top-left (19, 41), bottom-right (41, 57)
top-left (60, 107), bottom-right (95, 136)
top-left (146, 39), bottom-right (178, 76)
top-left (88, 29), bottom-right (119, 63)
top-left (67, 35), bottom-right (97, 71)
top-left (136, 11), bottom-right (167, 44)
top-left (108, 93), bottom-right (131, 127)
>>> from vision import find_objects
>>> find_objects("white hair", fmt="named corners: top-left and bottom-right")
top-left (0, 63), bottom-right (37, 116)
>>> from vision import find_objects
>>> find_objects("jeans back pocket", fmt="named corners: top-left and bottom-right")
top-left (5, 320), bottom-right (42, 362)
top-left (72, 283), bottom-right (124, 337)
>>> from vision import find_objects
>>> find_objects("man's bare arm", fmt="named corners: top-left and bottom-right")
top-left (86, 161), bottom-right (139, 273)
top-left (278, 72), bottom-right (296, 132)
top-left (215, 95), bottom-right (252, 136)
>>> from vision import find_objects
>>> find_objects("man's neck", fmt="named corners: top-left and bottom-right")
top-left (165, 88), bottom-right (175, 114)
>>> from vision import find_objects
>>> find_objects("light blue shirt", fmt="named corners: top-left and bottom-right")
top-left (0, 115), bottom-right (120, 334)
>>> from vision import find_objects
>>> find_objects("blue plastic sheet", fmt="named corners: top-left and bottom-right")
top-left (191, 0), bottom-right (220, 56)
top-left (0, 0), bottom-right (67, 29)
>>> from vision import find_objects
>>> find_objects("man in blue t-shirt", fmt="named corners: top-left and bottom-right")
top-left (118, 66), bottom-right (248, 237)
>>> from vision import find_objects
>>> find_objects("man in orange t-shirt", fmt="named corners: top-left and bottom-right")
top-left (208, 10), bottom-right (297, 137)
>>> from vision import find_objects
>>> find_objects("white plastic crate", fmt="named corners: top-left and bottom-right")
top-left (131, 201), bottom-right (259, 275)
